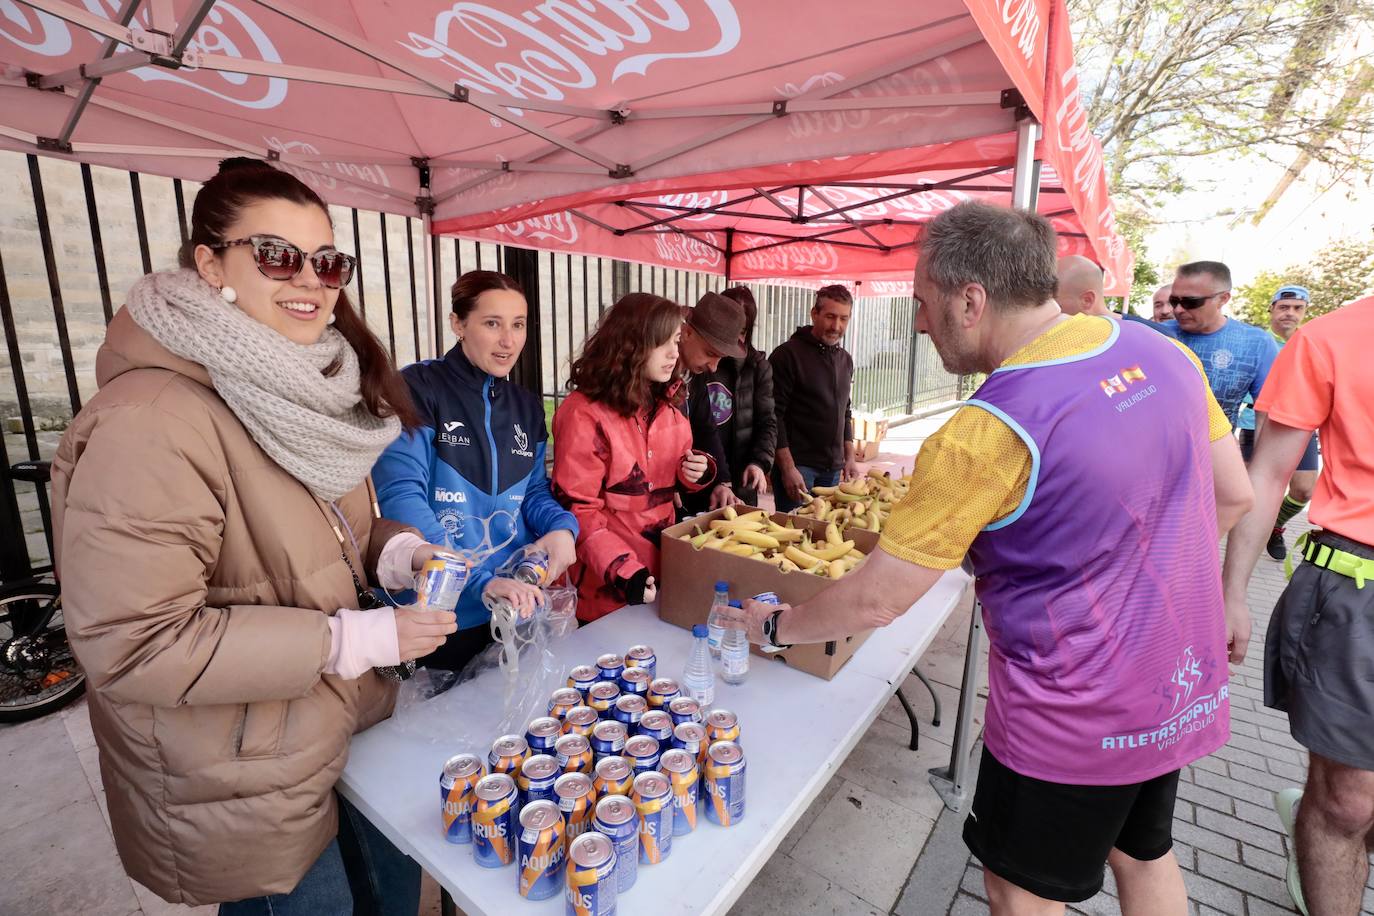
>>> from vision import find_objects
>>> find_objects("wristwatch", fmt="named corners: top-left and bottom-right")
top-left (762, 608), bottom-right (791, 650)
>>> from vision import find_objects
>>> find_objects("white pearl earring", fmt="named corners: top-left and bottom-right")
top-left (219, 285), bottom-right (237, 304)
top-left (326, 313), bottom-right (336, 325)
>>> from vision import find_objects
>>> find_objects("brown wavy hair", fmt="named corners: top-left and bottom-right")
top-left (179, 157), bottom-right (420, 429)
top-left (567, 292), bottom-right (683, 416)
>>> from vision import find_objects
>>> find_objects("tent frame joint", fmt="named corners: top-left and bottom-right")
top-left (453, 85), bottom-right (470, 103)
top-left (999, 88), bottom-right (1030, 121)
top-left (266, 149), bottom-right (281, 162)
top-left (771, 100), bottom-right (787, 117)
top-left (37, 137), bottom-right (73, 154)
top-left (609, 107), bottom-right (629, 125)
top-left (609, 164), bottom-right (634, 179)
top-left (25, 72), bottom-right (67, 92)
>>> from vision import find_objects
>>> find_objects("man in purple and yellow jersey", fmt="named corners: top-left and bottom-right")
top-left (732, 202), bottom-right (1253, 913)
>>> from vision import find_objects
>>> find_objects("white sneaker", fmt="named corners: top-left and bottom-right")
top-left (1274, 787), bottom-right (1308, 916)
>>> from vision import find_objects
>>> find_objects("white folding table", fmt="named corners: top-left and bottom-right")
top-left (339, 568), bottom-right (970, 916)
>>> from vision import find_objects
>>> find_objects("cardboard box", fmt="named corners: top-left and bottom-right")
top-left (659, 506), bottom-right (880, 680)
top-left (852, 416), bottom-right (889, 462)
top-left (854, 438), bottom-right (881, 462)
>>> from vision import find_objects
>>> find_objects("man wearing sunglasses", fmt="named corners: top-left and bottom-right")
top-left (1235, 286), bottom-right (1320, 561)
top-left (1163, 261), bottom-right (1281, 430)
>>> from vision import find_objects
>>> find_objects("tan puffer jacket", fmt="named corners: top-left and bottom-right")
top-left (51, 308), bottom-right (414, 905)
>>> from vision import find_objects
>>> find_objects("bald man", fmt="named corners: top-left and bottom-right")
top-left (1056, 255), bottom-right (1109, 316)
top-left (1152, 284), bottom-right (1173, 322)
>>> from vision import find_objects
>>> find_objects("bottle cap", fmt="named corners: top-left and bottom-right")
top-left (692, 624), bottom-right (709, 638)
top-left (715, 580), bottom-right (729, 591)
top-left (729, 600), bottom-right (742, 608)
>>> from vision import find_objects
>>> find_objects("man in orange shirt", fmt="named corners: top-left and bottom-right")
top-left (1222, 295), bottom-right (1374, 916)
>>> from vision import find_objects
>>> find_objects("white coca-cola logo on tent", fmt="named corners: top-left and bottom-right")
top-left (653, 231), bottom-right (721, 268)
top-left (493, 212), bottom-right (581, 245)
top-left (998, 0), bottom-right (1042, 64)
top-left (654, 190), bottom-right (730, 222)
top-left (736, 235), bottom-right (838, 274)
top-left (859, 281), bottom-right (913, 297)
top-left (264, 137), bottom-right (396, 199)
top-left (1053, 65), bottom-right (1104, 204)
top-left (810, 186), bottom-right (969, 221)
top-left (0, 1), bottom-right (287, 109)
top-left (400, 1), bottom-right (742, 105)
top-left (778, 58), bottom-right (963, 140)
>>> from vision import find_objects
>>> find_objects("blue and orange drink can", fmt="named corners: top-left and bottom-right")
top-left (488, 734), bottom-right (532, 776)
top-left (591, 795), bottom-right (639, 893)
top-left (554, 771), bottom-right (596, 843)
top-left (563, 706), bottom-right (599, 739)
top-left (592, 755), bottom-right (634, 799)
top-left (624, 645), bottom-right (657, 680)
top-left (555, 733), bottom-right (594, 774)
top-left (631, 771), bottom-right (674, 865)
top-left (587, 681), bottom-right (621, 719)
top-left (658, 748), bottom-right (699, 836)
top-left (623, 735), bottom-right (661, 775)
top-left (667, 696), bottom-right (703, 726)
top-left (567, 665), bottom-right (600, 695)
top-left (704, 741), bottom-right (746, 827)
top-left (612, 694), bottom-right (647, 729)
top-left (705, 708), bottom-right (741, 745)
top-left (513, 549), bottom-right (551, 587)
top-left (647, 677), bottom-right (681, 709)
top-left (472, 773), bottom-right (518, 867)
top-left (440, 753), bottom-right (485, 844)
top-left (517, 799), bottom-right (566, 900)
top-left (595, 654), bottom-right (625, 683)
top-left (636, 710), bottom-right (674, 744)
top-left (518, 754), bottom-right (561, 807)
top-left (590, 720), bottom-right (628, 760)
top-left (618, 666), bottom-right (651, 698)
top-left (549, 688), bottom-right (584, 721)
top-left (565, 831), bottom-right (617, 916)
top-left (527, 717), bottom-right (563, 755)
top-left (414, 552), bottom-right (469, 612)
top-left (671, 722), bottom-right (709, 771)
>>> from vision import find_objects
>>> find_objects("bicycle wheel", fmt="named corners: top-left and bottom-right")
top-left (0, 583), bottom-right (86, 723)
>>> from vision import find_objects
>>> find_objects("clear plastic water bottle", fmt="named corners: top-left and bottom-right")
top-left (682, 624), bottom-right (716, 707)
top-left (706, 581), bottom-right (730, 659)
top-left (720, 600), bottom-right (750, 686)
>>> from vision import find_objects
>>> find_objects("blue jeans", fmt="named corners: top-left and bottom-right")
top-left (773, 465), bottom-right (841, 513)
top-left (219, 795), bottom-right (420, 916)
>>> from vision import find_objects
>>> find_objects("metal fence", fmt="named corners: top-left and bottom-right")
top-left (0, 151), bottom-right (958, 578)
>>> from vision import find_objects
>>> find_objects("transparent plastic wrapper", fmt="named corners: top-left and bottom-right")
top-left (389, 528), bottom-right (578, 751)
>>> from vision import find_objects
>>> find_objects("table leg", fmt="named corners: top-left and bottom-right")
top-left (894, 683), bottom-right (922, 751)
top-left (928, 599), bottom-right (983, 812)
top-left (913, 667), bottom-right (941, 727)
top-left (441, 888), bottom-right (458, 916)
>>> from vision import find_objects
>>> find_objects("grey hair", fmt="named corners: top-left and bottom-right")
top-left (920, 201), bottom-right (1058, 310)
top-left (1176, 260), bottom-right (1232, 288)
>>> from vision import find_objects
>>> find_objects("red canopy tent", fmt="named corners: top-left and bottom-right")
top-left (1, 0), bottom-right (1130, 348)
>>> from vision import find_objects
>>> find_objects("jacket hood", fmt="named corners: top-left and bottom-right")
top-left (96, 306), bottom-right (212, 391)
top-left (789, 324), bottom-right (842, 351)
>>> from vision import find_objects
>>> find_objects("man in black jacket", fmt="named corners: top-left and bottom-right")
top-left (769, 284), bottom-right (858, 512)
top-left (683, 286), bottom-right (776, 512)
top-left (677, 291), bottom-right (746, 511)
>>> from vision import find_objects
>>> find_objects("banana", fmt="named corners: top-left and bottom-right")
top-left (709, 519), bottom-right (765, 532)
top-left (832, 489), bottom-right (867, 503)
top-left (827, 559), bottom-right (845, 580)
top-left (839, 479), bottom-right (868, 497)
top-left (689, 528), bottom-right (717, 548)
top-left (840, 554), bottom-right (863, 570)
top-left (732, 529), bottom-right (781, 550)
top-left (801, 539), bottom-right (855, 562)
top-left (722, 505), bottom-right (738, 521)
top-left (867, 468), bottom-right (892, 483)
top-left (703, 537), bottom-right (728, 551)
top-left (851, 501), bottom-right (867, 516)
top-left (811, 485), bottom-right (838, 497)
top-left (735, 509), bottom-right (768, 523)
top-left (768, 527), bottom-right (804, 543)
top-left (825, 522), bottom-right (843, 547)
top-left (721, 542), bottom-right (755, 557)
top-left (778, 556), bottom-right (802, 573)
top-left (784, 545), bottom-right (822, 569)
top-left (866, 513), bottom-right (880, 532)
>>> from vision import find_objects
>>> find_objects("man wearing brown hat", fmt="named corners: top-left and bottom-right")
top-left (679, 291), bottom-right (747, 511)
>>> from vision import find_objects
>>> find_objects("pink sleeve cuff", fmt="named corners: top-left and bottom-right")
top-left (325, 608), bottom-right (400, 680)
top-left (377, 532), bottom-right (426, 591)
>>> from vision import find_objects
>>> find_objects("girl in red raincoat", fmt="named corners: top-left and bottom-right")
top-left (552, 293), bottom-right (715, 620)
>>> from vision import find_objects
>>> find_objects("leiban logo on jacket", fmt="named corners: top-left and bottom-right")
top-left (511, 423), bottom-right (533, 458)
top-left (439, 419), bottom-right (470, 447)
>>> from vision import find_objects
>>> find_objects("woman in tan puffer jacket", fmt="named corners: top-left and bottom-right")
top-left (51, 159), bottom-right (458, 914)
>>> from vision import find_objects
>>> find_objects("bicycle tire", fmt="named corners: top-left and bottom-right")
top-left (0, 583), bottom-right (86, 723)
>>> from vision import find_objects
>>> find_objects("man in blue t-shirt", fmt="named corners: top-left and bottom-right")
top-left (1162, 260), bottom-right (1280, 427)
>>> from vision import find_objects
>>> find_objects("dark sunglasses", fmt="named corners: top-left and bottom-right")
top-left (1168, 291), bottom-right (1229, 310)
top-left (210, 235), bottom-right (356, 289)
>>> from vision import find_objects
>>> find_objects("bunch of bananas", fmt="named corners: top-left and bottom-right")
top-left (676, 506), bottom-right (867, 579)
top-left (796, 468), bottom-right (913, 534)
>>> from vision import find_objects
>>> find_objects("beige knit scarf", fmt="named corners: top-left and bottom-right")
top-left (127, 269), bottom-right (400, 502)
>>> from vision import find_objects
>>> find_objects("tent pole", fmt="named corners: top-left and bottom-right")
top-left (421, 212), bottom-right (436, 360)
top-left (724, 228), bottom-right (735, 285)
top-left (1011, 115), bottom-right (1043, 211)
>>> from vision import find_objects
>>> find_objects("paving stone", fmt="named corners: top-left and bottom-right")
top-left (949, 892), bottom-right (992, 916)
top-left (1234, 799), bottom-right (1284, 832)
top-left (0, 713), bottom-right (94, 831)
top-left (0, 796), bottom-right (139, 916)
top-left (1194, 807), bottom-right (1285, 854)
top-left (1180, 870), bottom-right (1245, 912)
top-left (790, 778), bottom-right (936, 912)
top-left (1177, 780), bottom-right (1234, 815)
top-left (779, 773), bottom-right (844, 856)
top-left (1174, 800), bottom-right (1196, 825)
top-left (878, 673), bottom-right (983, 751)
top-left (1191, 755), bottom-right (1228, 776)
top-left (1196, 852), bottom-right (1292, 908)
top-left (1228, 719), bottom-right (1260, 738)
top-left (1245, 898), bottom-right (1303, 916)
top-left (131, 881), bottom-right (216, 916)
top-left (1172, 841), bottom-right (1197, 871)
top-left (1267, 758), bottom-right (1309, 782)
top-left (1228, 761), bottom-right (1301, 794)
top-left (730, 852), bottom-right (884, 916)
top-left (60, 697), bottom-right (96, 752)
top-left (959, 865), bottom-right (984, 899)
top-left (1241, 844), bottom-right (1290, 882)
top-left (838, 715), bottom-right (954, 823)
top-left (1172, 820), bottom-right (1240, 861)
top-left (1230, 734), bottom-right (1304, 765)
top-left (1193, 768), bottom-right (1272, 809)
top-left (1212, 743), bottom-right (1270, 771)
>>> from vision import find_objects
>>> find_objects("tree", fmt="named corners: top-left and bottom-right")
top-left (1113, 207), bottom-right (1161, 313)
top-left (1067, 0), bottom-right (1374, 208)
top-left (1233, 235), bottom-right (1374, 325)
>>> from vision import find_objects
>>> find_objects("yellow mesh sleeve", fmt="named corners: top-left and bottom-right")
top-left (879, 408), bottom-right (1031, 570)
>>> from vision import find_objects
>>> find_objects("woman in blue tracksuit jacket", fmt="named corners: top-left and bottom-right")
top-left (373, 270), bottom-right (578, 671)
